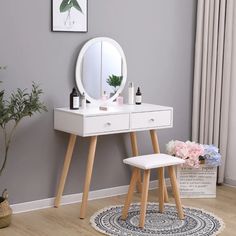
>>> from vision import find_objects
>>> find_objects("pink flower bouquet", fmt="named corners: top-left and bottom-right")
top-left (166, 140), bottom-right (205, 168)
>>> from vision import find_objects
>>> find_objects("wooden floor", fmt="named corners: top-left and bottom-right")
top-left (1, 185), bottom-right (235, 236)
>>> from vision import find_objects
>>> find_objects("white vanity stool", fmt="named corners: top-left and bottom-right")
top-left (122, 154), bottom-right (185, 228)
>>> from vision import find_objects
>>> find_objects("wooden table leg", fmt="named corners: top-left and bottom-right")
top-left (158, 167), bottom-right (164, 213)
top-left (139, 169), bottom-right (150, 228)
top-left (122, 168), bottom-right (139, 220)
top-left (150, 130), bottom-right (169, 202)
top-left (168, 166), bottom-right (184, 219)
top-left (79, 136), bottom-right (98, 219)
top-left (130, 132), bottom-right (142, 193)
top-left (54, 134), bottom-right (77, 208)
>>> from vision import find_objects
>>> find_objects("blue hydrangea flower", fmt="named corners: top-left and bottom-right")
top-left (203, 145), bottom-right (221, 167)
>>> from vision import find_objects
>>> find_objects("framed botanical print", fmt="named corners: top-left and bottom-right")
top-left (52, 0), bottom-right (88, 32)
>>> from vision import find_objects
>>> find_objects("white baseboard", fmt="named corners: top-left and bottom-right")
top-left (11, 178), bottom-right (171, 214)
top-left (224, 177), bottom-right (236, 187)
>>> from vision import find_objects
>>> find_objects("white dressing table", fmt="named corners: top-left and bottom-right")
top-left (54, 103), bottom-right (173, 218)
top-left (54, 37), bottom-right (173, 219)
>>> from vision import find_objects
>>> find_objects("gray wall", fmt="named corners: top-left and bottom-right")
top-left (0, 0), bottom-right (197, 204)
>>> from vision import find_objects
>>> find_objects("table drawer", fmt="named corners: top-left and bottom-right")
top-left (84, 114), bottom-right (129, 134)
top-left (131, 110), bottom-right (172, 129)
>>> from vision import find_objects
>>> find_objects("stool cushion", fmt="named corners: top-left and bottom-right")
top-left (123, 154), bottom-right (185, 170)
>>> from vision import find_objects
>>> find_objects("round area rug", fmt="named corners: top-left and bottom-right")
top-left (90, 203), bottom-right (224, 236)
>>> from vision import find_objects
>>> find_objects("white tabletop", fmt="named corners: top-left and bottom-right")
top-left (55, 103), bottom-right (173, 117)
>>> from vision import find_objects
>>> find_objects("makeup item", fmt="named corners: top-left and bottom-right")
top-left (100, 91), bottom-right (108, 111)
top-left (116, 94), bottom-right (124, 105)
top-left (135, 87), bottom-right (142, 105)
top-left (102, 91), bottom-right (109, 101)
top-left (99, 106), bottom-right (108, 111)
top-left (81, 92), bottom-right (86, 109)
top-left (70, 87), bottom-right (79, 110)
top-left (128, 82), bottom-right (134, 105)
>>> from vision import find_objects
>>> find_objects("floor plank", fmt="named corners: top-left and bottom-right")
top-left (1, 185), bottom-right (235, 235)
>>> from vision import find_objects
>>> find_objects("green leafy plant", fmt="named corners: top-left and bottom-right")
top-left (0, 81), bottom-right (47, 176)
top-left (60, 0), bottom-right (83, 26)
top-left (60, 0), bottom-right (82, 13)
top-left (106, 75), bottom-right (123, 93)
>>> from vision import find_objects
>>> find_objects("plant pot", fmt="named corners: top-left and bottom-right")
top-left (0, 190), bottom-right (12, 229)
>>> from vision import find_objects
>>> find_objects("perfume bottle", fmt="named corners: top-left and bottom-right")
top-left (102, 91), bottom-right (109, 101)
top-left (100, 91), bottom-right (109, 111)
top-left (116, 94), bottom-right (124, 105)
top-left (70, 87), bottom-right (79, 110)
top-left (135, 87), bottom-right (142, 105)
top-left (128, 82), bottom-right (134, 105)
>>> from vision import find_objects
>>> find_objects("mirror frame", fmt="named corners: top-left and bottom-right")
top-left (75, 37), bottom-right (127, 105)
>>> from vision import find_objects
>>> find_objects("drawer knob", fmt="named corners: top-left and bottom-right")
top-left (106, 122), bottom-right (111, 126)
top-left (149, 118), bottom-right (155, 122)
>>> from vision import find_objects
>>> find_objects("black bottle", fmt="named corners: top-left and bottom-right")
top-left (135, 87), bottom-right (142, 105)
top-left (70, 87), bottom-right (79, 110)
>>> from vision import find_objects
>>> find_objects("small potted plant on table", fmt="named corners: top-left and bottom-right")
top-left (106, 74), bottom-right (123, 97)
top-left (0, 79), bottom-right (47, 228)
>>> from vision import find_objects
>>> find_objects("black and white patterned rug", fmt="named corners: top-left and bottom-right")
top-left (90, 203), bottom-right (224, 236)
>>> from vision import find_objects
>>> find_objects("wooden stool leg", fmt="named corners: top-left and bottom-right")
top-left (54, 134), bottom-right (77, 207)
top-left (130, 132), bottom-right (142, 193)
top-left (168, 166), bottom-right (184, 219)
top-left (150, 130), bottom-right (169, 202)
top-left (80, 136), bottom-right (97, 219)
top-left (158, 167), bottom-right (164, 213)
top-left (139, 169), bottom-right (150, 228)
top-left (122, 168), bottom-right (139, 220)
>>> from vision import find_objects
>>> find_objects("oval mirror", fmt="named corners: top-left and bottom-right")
top-left (75, 37), bottom-right (127, 104)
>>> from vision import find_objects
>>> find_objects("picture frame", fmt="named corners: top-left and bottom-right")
top-left (51, 0), bottom-right (88, 32)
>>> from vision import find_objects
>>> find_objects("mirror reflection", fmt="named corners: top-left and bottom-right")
top-left (81, 41), bottom-right (123, 99)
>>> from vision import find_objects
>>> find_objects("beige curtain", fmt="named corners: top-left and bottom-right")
top-left (192, 0), bottom-right (236, 183)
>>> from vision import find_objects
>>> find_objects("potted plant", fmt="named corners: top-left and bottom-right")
top-left (166, 140), bottom-right (221, 168)
top-left (106, 75), bottom-right (123, 97)
top-left (166, 140), bottom-right (221, 198)
top-left (0, 78), bottom-right (47, 228)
